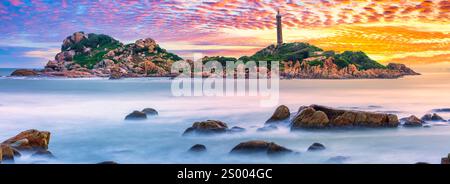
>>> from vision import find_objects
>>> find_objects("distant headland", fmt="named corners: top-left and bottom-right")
top-left (10, 31), bottom-right (419, 79)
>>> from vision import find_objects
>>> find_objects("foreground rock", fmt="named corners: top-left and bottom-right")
top-left (307, 143), bottom-right (326, 151)
top-left (10, 69), bottom-right (39, 76)
top-left (291, 105), bottom-right (399, 129)
top-left (230, 140), bottom-right (292, 156)
top-left (2, 129), bottom-right (51, 151)
top-left (0, 144), bottom-right (20, 162)
top-left (421, 113), bottom-right (446, 122)
top-left (142, 108), bottom-right (158, 116)
top-left (188, 144), bottom-right (207, 153)
top-left (402, 115), bottom-right (424, 127)
top-left (1, 129), bottom-right (52, 162)
top-left (183, 120), bottom-right (229, 135)
top-left (125, 110), bottom-right (147, 120)
top-left (265, 105), bottom-right (290, 124)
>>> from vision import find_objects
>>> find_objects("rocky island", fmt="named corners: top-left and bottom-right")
top-left (11, 31), bottom-right (419, 79)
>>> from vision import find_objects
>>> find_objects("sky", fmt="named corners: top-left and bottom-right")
top-left (0, 0), bottom-right (449, 68)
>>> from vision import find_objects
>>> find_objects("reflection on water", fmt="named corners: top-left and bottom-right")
top-left (0, 72), bottom-right (449, 164)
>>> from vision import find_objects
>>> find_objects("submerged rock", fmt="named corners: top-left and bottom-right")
top-left (32, 150), bottom-right (55, 159)
top-left (307, 143), bottom-right (326, 151)
top-left (97, 161), bottom-right (119, 164)
top-left (125, 110), bottom-right (147, 120)
top-left (229, 126), bottom-right (246, 133)
top-left (10, 69), bottom-right (39, 76)
top-left (188, 144), bottom-right (207, 153)
top-left (291, 105), bottom-right (399, 129)
top-left (2, 129), bottom-right (51, 151)
top-left (432, 108), bottom-right (450, 113)
top-left (183, 120), bottom-right (228, 135)
top-left (402, 115), bottom-right (424, 127)
top-left (266, 105), bottom-right (290, 124)
top-left (257, 125), bottom-right (278, 132)
top-left (230, 140), bottom-right (292, 156)
top-left (421, 113), bottom-right (445, 122)
top-left (142, 108), bottom-right (158, 116)
top-left (326, 156), bottom-right (350, 164)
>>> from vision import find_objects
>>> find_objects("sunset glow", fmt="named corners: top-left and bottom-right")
top-left (0, 0), bottom-right (449, 67)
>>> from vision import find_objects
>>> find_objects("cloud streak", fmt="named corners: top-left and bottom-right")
top-left (0, 0), bottom-right (449, 67)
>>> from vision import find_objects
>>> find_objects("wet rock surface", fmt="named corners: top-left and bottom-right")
top-left (125, 110), bottom-right (147, 120)
top-left (291, 105), bottom-right (399, 129)
top-left (183, 120), bottom-right (229, 135)
top-left (266, 105), bottom-right (290, 124)
top-left (1, 129), bottom-right (53, 163)
top-left (402, 115), bottom-right (424, 127)
top-left (307, 143), bottom-right (326, 151)
top-left (188, 144), bottom-right (207, 153)
top-left (142, 108), bottom-right (158, 116)
top-left (421, 113), bottom-right (446, 122)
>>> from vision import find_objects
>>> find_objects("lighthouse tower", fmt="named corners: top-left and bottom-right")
top-left (276, 9), bottom-right (283, 47)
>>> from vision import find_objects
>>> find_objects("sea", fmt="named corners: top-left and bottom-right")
top-left (1, 68), bottom-right (450, 164)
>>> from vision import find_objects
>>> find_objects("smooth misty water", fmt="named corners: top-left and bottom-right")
top-left (1, 69), bottom-right (450, 164)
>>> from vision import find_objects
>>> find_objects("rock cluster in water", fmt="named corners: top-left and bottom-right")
top-left (125, 108), bottom-right (158, 120)
top-left (290, 105), bottom-right (399, 129)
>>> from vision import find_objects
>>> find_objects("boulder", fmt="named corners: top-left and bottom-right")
top-left (2, 129), bottom-right (50, 151)
top-left (230, 140), bottom-right (292, 156)
top-left (307, 143), bottom-right (326, 151)
top-left (188, 144), bottom-right (207, 153)
top-left (265, 105), bottom-right (290, 124)
top-left (291, 107), bottom-right (329, 129)
top-left (421, 113), bottom-right (445, 122)
top-left (291, 105), bottom-right (399, 129)
top-left (125, 111), bottom-right (147, 120)
top-left (403, 115), bottom-right (424, 127)
top-left (442, 154), bottom-right (450, 164)
top-left (32, 150), bottom-right (55, 159)
top-left (142, 108), bottom-right (158, 116)
top-left (257, 125), bottom-right (278, 132)
top-left (183, 120), bottom-right (228, 135)
top-left (10, 69), bottom-right (39, 76)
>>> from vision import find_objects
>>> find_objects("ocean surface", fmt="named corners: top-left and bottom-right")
top-left (1, 68), bottom-right (450, 164)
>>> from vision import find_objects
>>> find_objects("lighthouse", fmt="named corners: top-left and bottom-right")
top-left (276, 9), bottom-right (283, 47)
